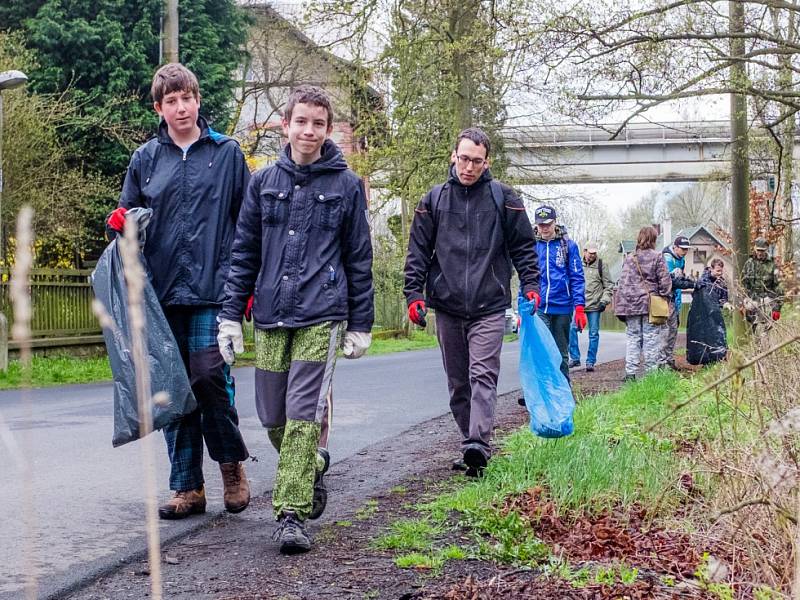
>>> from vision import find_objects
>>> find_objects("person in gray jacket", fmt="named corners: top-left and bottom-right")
top-left (404, 127), bottom-right (539, 477)
top-left (568, 241), bottom-right (614, 372)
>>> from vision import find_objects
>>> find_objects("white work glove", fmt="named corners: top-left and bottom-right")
top-left (723, 302), bottom-right (734, 311)
top-left (342, 331), bottom-right (371, 359)
top-left (217, 319), bottom-right (244, 365)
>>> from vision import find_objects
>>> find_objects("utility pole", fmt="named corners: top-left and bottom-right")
top-left (730, 0), bottom-right (750, 339)
top-left (161, 0), bottom-right (179, 63)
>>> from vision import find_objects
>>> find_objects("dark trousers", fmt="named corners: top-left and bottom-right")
top-left (538, 311), bottom-right (572, 381)
top-left (436, 310), bottom-right (505, 459)
top-left (162, 306), bottom-right (249, 491)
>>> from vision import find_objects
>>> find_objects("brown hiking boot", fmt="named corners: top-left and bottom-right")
top-left (158, 487), bottom-right (206, 520)
top-left (220, 462), bottom-right (250, 513)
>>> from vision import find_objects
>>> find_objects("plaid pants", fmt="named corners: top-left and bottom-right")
top-left (255, 321), bottom-right (341, 520)
top-left (162, 306), bottom-right (249, 491)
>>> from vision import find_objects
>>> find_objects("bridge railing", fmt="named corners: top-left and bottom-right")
top-left (500, 120), bottom-right (769, 146)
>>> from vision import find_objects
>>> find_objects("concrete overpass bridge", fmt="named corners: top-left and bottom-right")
top-left (501, 120), bottom-right (800, 184)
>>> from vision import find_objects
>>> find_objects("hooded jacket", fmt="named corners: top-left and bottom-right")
top-left (404, 167), bottom-right (539, 319)
top-left (220, 140), bottom-right (374, 332)
top-left (118, 116), bottom-right (250, 307)
top-left (662, 246), bottom-right (695, 312)
top-left (534, 226), bottom-right (585, 315)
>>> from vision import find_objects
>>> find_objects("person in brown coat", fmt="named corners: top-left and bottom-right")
top-left (613, 226), bottom-right (672, 381)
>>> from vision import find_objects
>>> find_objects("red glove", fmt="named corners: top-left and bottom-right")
top-left (107, 207), bottom-right (128, 232)
top-left (525, 290), bottom-right (541, 313)
top-left (574, 306), bottom-right (588, 331)
top-left (408, 300), bottom-right (427, 327)
top-left (244, 295), bottom-right (254, 322)
top-left (772, 310), bottom-right (781, 321)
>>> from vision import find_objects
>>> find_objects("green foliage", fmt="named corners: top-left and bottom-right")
top-left (374, 518), bottom-right (441, 551)
top-left (14, 0), bottom-right (249, 176)
top-left (355, 499), bottom-right (379, 520)
top-left (0, 355), bottom-right (112, 389)
top-left (0, 32), bottom-right (117, 266)
top-left (1, 1), bottom-right (249, 265)
top-left (356, 0), bottom-right (508, 239)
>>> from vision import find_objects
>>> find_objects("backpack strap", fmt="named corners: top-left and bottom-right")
top-left (489, 180), bottom-right (507, 228)
top-left (598, 258), bottom-right (604, 281)
top-left (428, 183), bottom-right (446, 246)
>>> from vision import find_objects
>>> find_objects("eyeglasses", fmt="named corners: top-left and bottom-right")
top-left (456, 155), bottom-right (487, 168)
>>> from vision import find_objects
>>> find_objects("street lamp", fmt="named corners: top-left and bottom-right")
top-left (0, 70), bottom-right (28, 371)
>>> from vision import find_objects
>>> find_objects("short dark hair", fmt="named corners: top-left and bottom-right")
top-left (710, 257), bottom-right (724, 268)
top-left (636, 226), bottom-right (658, 251)
top-left (151, 63), bottom-right (200, 104)
top-left (455, 127), bottom-right (491, 157)
top-left (284, 85), bottom-right (334, 128)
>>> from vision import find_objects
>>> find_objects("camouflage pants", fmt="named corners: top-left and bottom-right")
top-left (255, 322), bottom-right (342, 520)
top-left (625, 315), bottom-right (664, 376)
top-left (657, 307), bottom-right (679, 367)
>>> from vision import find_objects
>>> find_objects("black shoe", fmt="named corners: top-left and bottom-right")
top-left (451, 458), bottom-right (468, 471)
top-left (463, 447), bottom-right (488, 478)
top-left (273, 511), bottom-right (311, 554)
top-left (585, 364), bottom-right (595, 372)
top-left (622, 374), bottom-right (635, 382)
top-left (517, 396), bottom-right (526, 407)
top-left (568, 359), bottom-right (581, 368)
top-left (309, 448), bottom-right (330, 520)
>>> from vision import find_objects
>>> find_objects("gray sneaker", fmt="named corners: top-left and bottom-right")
top-left (273, 511), bottom-right (311, 554)
top-left (309, 448), bottom-right (330, 520)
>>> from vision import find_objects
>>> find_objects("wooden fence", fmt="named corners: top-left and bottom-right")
top-left (0, 268), bottom-right (100, 338)
top-left (0, 268), bottom-right (407, 346)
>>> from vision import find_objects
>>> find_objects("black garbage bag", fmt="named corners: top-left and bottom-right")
top-left (686, 285), bottom-right (727, 365)
top-left (91, 208), bottom-right (197, 447)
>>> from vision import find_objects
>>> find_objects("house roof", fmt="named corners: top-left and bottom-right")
top-left (674, 224), bottom-right (731, 249)
top-left (240, 2), bottom-right (381, 103)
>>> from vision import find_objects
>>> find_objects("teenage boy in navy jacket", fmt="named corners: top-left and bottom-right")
top-left (107, 63), bottom-right (251, 521)
top-left (218, 85), bottom-right (374, 554)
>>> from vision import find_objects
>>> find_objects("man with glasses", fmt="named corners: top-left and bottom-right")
top-left (404, 127), bottom-right (539, 477)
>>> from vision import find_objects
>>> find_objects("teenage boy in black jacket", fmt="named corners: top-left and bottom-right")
top-left (218, 85), bottom-right (374, 554)
top-left (404, 127), bottom-right (539, 477)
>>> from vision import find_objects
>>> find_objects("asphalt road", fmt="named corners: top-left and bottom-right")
top-left (0, 331), bottom-right (626, 599)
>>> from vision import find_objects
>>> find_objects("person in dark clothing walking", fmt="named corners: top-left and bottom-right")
top-left (404, 127), bottom-right (540, 477)
top-left (106, 63), bottom-right (251, 520)
top-left (218, 85), bottom-right (374, 554)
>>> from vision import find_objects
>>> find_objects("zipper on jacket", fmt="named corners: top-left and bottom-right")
top-left (544, 241), bottom-right (551, 312)
top-left (464, 186), bottom-right (471, 316)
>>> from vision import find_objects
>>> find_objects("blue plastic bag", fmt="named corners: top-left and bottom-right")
top-left (518, 299), bottom-right (575, 438)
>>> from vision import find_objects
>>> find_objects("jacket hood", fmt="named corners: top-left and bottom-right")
top-left (157, 115), bottom-right (226, 146)
top-left (277, 139), bottom-right (348, 178)
top-left (447, 164), bottom-right (493, 189)
top-left (534, 224), bottom-right (567, 242)
top-left (663, 245), bottom-right (682, 260)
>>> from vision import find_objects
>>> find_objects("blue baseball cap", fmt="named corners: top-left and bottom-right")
top-left (534, 205), bottom-right (556, 224)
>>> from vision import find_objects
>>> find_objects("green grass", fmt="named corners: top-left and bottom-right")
top-left (0, 355), bottom-right (113, 389)
top-left (374, 518), bottom-right (442, 551)
top-left (377, 367), bottom-right (755, 570)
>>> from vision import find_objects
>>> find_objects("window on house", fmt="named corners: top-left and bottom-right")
top-left (695, 250), bottom-right (707, 264)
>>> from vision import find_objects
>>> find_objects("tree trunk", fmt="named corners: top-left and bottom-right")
top-left (162, 0), bottom-right (179, 63)
top-left (730, 0), bottom-right (750, 340)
